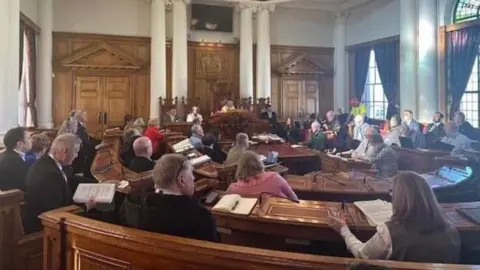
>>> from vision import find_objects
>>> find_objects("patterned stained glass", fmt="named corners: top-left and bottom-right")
top-left (454, 0), bottom-right (480, 23)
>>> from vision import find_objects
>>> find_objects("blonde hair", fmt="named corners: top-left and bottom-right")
top-left (390, 171), bottom-right (449, 233)
top-left (235, 151), bottom-right (264, 181)
top-left (31, 132), bottom-right (50, 153)
top-left (57, 118), bottom-right (78, 135)
top-left (148, 118), bottom-right (160, 127)
top-left (153, 154), bottom-right (191, 189)
top-left (133, 118), bottom-right (145, 127)
top-left (235, 133), bottom-right (249, 148)
top-left (73, 110), bottom-right (86, 121)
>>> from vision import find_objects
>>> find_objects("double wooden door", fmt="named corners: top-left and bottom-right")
top-left (75, 75), bottom-right (132, 139)
top-left (282, 79), bottom-right (330, 118)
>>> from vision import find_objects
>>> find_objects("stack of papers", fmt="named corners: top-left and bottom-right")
top-left (172, 139), bottom-right (194, 153)
top-left (190, 155), bottom-right (211, 167)
top-left (353, 199), bottom-right (392, 226)
top-left (73, 183), bottom-right (116, 204)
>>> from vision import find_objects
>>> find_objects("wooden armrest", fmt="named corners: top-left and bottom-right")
top-left (18, 231), bottom-right (43, 245)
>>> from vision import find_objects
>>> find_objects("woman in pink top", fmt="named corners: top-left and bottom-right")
top-left (227, 151), bottom-right (298, 201)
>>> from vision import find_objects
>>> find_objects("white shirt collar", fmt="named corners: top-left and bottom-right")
top-left (405, 119), bottom-right (412, 125)
top-left (433, 122), bottom-right (441, 127)
top-left (13, 149), bottom-right (26, 161)
top-left (155, 188), bottom-right (183, 196)
top-left (48, 154), bottom-right (63, 171)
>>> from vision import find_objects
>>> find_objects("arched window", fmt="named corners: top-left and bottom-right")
top-left (454, 0), bottom-right (480, 23)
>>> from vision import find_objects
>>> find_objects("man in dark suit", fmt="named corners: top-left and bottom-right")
top-left (128, 137), bottom-right (156, 173)
top-left (402, 109), bottom-right (421, 132)
top-left (425, 112), bottom-right (446, 139)
top-left (454, 111), bottom-right (477, 140)
top-left (200, 133), bottom-right (227, 163)
top-left (72, 110), bottom-right (96, 178)
top-left (164, 108), bottom-right (179, 124)
top-left (0, 127), bottom-right (31, 191)
top-left (260, 105), bottom-right (277, 123)
top-left (24, 133), bottom-right (84, 233)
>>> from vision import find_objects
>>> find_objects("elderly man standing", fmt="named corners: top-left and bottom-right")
top-left (186, 106), bottom-right (203, 123)
top-left (305, 121), bottom-right (326, 150)
top-left (128, 137), bottom-right (156, 173)
top-left (441, 121), bottom-right (471, 156)
top-left (189, 124), bottom-right (205, 149)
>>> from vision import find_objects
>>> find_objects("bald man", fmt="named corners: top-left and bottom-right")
top-left (24, 133), bottom-right (82, 233)
top-left (128, 137), bottom-right (156, 173)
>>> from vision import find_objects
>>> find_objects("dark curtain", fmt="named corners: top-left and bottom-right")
top-left (447, 26), bottom-right (480, 118)
top-left (19, 23), bottom-right (25, 85)
top-left (24, 26), bottom-right (38, 127)
top-left (353, 46), bottom-right (371, 100)
top-left (374, 40), bottom-right (399, 119)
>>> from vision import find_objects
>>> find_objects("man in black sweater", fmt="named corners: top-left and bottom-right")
top-left (0, 127), bottom-right (31, 191)
top-left (128, 137), bottom-right (156, 173)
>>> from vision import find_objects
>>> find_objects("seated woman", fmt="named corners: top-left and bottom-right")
top-left (385, 114), bottom-right (409, 147)
top-left (221, 100), bottom-right (235, 112)
top-left (328, 171), bottom-right (460, 263)
top-left (123, 154), bottom-right (218, 242)
top-left (225, 133), bottom-right (249, 164)
top-left (132, 117), bottom-right (146, 134)
top-left (25, 132), bottom-right (50, 166)
top-left (285, 118), bottom-right (303, 143)
top-left (227, 151), bottom-right (298, 201)
top-left (144, 118), bottom-right (165, 160)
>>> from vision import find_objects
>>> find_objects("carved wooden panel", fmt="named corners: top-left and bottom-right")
top-left (75, 75), bottom-right (104, 138)
top-left (75, 248), bottom-right (131, 270)
top-left (53, 32), bottom-right (150, 135)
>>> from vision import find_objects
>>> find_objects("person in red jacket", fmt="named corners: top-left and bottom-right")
top-left (144, 118), bottom-right (165, 160)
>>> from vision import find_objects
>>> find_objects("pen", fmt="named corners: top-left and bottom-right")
top-left (341, 200), bottom-right (345, 212)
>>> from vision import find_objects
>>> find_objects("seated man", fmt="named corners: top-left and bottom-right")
top-left (221, 100), bottom-right (235, 112)
top-left (186, 106), bottom-right (203, 123)
top-left (351, 115), bottom-right (371, 141)
top-left (425, 112), bottom-right (446, 138)
top-left (454, 111), bottom-right (477, 140)
top-left (402, 109), bottom-right (421, 132)
top-left (128, 137), bottom-right (156, 173)
top-left (305, 121), bottom-right (326, 150)
top-left (385, 114), bottom-right (409, 146)
top-left (24, 133), bottom-right (95, 233)
top-left (120, 129), bottom-right (142, 166)
top-left (260, 105), bottom-right (277, 123)
top-left (0, 127), bottom-right (31, 191)
top-left (189, 124), bottom-right (204, 149)
top-left (164, 108), bottom-right (179, 124)
top-left (200, 133), bottom-right (226, 163)
top-left (441, 121), bottom-right (471, 156)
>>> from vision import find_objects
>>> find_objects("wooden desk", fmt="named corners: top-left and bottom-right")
top-left (287, 165), bottom-right (476, 203)
top-left (213, 197), bottom-right (480, 260)
top-left (252, 144), bottom-right (320, 174)
top-left (318, 152), bottom-right (372, 172)
top-left (40, 208), bottom-right (480, 270)
top-left (393, 147), bottom-right (449, 173)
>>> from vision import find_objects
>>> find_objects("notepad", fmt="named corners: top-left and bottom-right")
top-left (73, 183), bottom-right (116, 204)
top-left (172, 139), bottom-right (194, 153)
top-left (190, 155), bottom-right (211, 167)
top-left (353, 199), bottom-right (392, 226)
top-left (212, 194), bottom-right (258, 215)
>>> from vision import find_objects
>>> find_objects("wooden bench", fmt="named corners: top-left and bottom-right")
top-left (40, 206), bottom-right (480, 270)
top-left (0, 190), bottom-right (42, 270)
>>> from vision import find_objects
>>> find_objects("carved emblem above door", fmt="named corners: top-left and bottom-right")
top-left (195, 50), bottom-right (227, 78)
top-left (59, 43), bottom-right (144, 70)
top-left (275, 54), bottom-right (331, 76)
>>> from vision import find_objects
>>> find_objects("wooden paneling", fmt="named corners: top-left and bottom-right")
top-left (270, 46), bottom-right (334, 118)
top-left (53, 32), bottom-right (150, 134)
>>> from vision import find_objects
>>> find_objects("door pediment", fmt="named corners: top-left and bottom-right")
top-left (60, 43), bottom-right (143, 70)
top-left (275, 54), bottom-right (326, 76)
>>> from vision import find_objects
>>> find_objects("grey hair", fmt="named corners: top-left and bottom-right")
top-left (235, 133), bottom-right (249, 148)
top-left (192, 124), bottom-right (202, 135)
top-left (49, 133), bottom-right (81, 154)
top-left (153, 154), bottom-right (191, 189)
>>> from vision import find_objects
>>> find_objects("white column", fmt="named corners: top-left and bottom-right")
top-left (333, 12), bottom-right (348, 111)
top-left (256, 4), bottom-right (274, 99)
top-left (150, 0), bottom-right (167, 119)
top-left (400, 0), bottom-right (418, 118)
top-left (171, 0), bottom-right (189, 99)
top-left (238, 3), bottom-right (255, 99)
top-left (0, 0), bottom-right (20, 142)
top-left (37, 0), bottom-right (53, 128)
top-left (417, 0), bottom-right (438, 122)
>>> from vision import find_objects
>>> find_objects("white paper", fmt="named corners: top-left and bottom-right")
top-left (231, 198), bottom-right (258, 215)
top-left (73, 183), bottom-right (116, 204)
top-left (353, 200), bottom-right (392, 226)
top-left (212, 194), bottom-right (257, 215)
top-left (213, 194), bottom-right (241, 212)
top-left (172, 139), bottom-right (193, 153)
top-left (190, 155), bottom-right (211, 167)
top-left (291, 144), bottom-right (305, 148)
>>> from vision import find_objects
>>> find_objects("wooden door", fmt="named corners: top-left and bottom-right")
top-left (304, 80), bottom-right (320, 116)
top-left (103, 76), bottom-right (131, 129)
top-left (75, 75), bottom-right (132, 139)
top-left (282, 80), bottom-right (302, 118)
top-left (75, 76), bottom-right (104, 138)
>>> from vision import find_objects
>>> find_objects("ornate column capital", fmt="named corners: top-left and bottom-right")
top-left (257, 3), bottom-right (275, 13)
top-left (333, 11), bottom-right (350, 23)
top-left (236, 2), bottom-right (258, 12)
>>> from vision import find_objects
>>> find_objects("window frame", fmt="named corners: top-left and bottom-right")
top-left (459, 55), bottom-right (480, 127)
top-left (361, 50), bottom-right (389, 120)
top-left (454, 0), bottom-right (480, 23)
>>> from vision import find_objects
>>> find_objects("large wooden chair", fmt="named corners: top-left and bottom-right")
top-left (0, 190), bottom-right (42, 270)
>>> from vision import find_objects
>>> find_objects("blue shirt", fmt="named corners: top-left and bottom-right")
top-left (189, 135), bottom-right (203, 149)
top-left (24, 151), bottom-right (37, 166)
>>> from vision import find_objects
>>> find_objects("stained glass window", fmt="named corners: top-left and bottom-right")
top-left (454, 0), bottom-right (480, 23)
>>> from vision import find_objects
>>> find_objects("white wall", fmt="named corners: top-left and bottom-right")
top-left (438, 0), bottom-right (455, 25)
top-left (20, 0), bottom-right (37, 23)
top-left (53, 0), bottom-right (334, 47)
top-left (346, 0), bottom-right (400, 45)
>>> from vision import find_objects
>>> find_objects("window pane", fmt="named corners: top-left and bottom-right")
top-left (460, 55), bottom-right (479, 128)
top-left (362, 50), bottom-right (388, 119)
